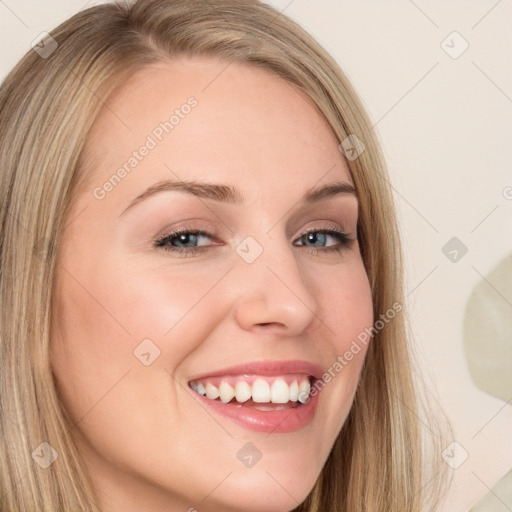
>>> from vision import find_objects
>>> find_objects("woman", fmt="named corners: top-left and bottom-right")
top-left (0, 1), bottom-right (450, 510)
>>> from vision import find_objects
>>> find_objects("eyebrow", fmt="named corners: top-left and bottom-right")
top-left (120, 178), bottom-right (357, 216)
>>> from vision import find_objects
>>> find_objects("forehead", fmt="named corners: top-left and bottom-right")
top-left (80, 57), bottom-right (352, 212)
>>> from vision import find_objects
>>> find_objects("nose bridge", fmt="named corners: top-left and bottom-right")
top-left (232, 234), bottom-right (318, 334)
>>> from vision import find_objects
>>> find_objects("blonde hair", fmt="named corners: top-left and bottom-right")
top-left (0, 1), bottom-right (451, 510)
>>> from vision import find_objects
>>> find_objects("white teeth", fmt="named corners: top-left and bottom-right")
top-left (270, 379), bottom-right (289, 404)
top-left (252, 379), bottom-right (271, 403)
top-left (191, 377), bottom-right (313, 404)
top-left (205, 383), bottom-right (220, 400)
top-left (289, 380), bottom-right (299, 402)
top-left (218, 381), bottom-right (235, 403)
top-left (235, 381), bottom-right (251, 403)
top-left (298, 379), bottom-right (311, 404)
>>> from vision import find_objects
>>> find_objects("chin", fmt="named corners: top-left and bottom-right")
top-left (196, 469), bottom-right (317, 512)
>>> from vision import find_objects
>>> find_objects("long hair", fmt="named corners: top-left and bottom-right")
top-left (0, 1), bottom-right (450, 510)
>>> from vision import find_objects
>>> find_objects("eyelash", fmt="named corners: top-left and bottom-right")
top-left (153, 226), bottom-right (355, 257)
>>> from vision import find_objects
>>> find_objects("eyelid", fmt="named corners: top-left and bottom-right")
top-left (298, 224), bottom-right (348, 237)
top-left (153, 223), bottom-right (220, 243)
top-left (292, 222), bottom-right (354, 242)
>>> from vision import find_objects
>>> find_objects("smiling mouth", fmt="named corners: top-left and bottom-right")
top-left (188, 374), bottom-right (314, 410)
top-left (186, 360), bottom-right (322, 433)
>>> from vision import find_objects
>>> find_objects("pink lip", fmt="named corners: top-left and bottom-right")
top-left (187, 360), bottom-right (323, 434)
top-left (188, 359), bottom-right (324, 381)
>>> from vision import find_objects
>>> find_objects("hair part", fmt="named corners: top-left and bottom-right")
top-left (0, 1), bottom-right (451, 510)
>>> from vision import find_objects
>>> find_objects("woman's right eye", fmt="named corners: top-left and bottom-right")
top-left (153, 229), bottom-right (218, 255)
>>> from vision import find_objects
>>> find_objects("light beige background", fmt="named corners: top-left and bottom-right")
top-left (1, 1), bottom-right (511, 510)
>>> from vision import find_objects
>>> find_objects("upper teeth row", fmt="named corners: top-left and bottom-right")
top-left (190, 378), bottom-right (312, 404)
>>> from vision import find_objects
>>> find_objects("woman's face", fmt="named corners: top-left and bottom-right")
top-left (51, 57), bottom-right (373, 512)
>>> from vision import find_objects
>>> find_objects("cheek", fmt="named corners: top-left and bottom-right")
top-left (105, 256), bottom-right (235, 354)
top-left (308, 257), bottom-right (374, 434)
top-left (315, 255), bottom-right (374, 348)
top-left (50, 255), bottom-right (233, 410)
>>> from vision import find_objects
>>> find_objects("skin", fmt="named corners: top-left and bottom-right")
top-left (51, 57), bottom-right (374, 512)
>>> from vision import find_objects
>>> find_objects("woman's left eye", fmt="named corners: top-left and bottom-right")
top-left (294, 229), bottom-right (355, 253)
top-left (153, 227), bottom-right (354, 256)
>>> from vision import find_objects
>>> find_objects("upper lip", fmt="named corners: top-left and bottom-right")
top-left (188, 359), bottom-right (324, 382)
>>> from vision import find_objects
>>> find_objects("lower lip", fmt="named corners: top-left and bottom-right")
top-left (191, 390), bottom-right (320, 434)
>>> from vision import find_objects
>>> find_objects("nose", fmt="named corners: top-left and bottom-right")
top-left (232, 239), bottom-right (319, 336)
